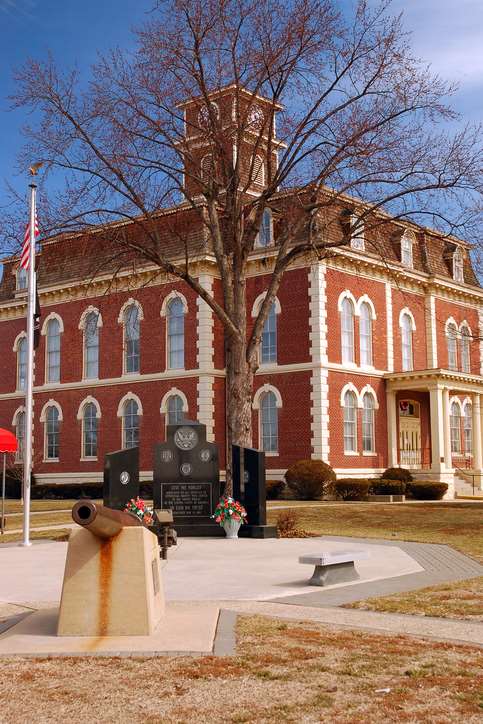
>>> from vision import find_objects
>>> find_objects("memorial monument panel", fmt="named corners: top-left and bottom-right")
top-left (232, 445), bottom-right (277, 538)
top-left (103, 447), bottom-right (140, 510)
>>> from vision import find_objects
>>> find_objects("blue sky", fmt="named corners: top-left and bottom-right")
top-left (0, 0), bottom-right (482, 211)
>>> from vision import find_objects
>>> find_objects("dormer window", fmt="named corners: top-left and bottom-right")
top-left (16, 266), bottom-right (27, 291)
top-left (350, 215), bottom-right (365, 251)
top-left (453, 247), bottom-right (464, 282)
top-left (401, 231), bottom-right (414, 268)
top-left (258, 208), bottom-right (273, 247)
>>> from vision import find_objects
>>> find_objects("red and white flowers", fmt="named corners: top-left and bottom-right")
top-left (212, 496), bottom-right (247, 526)
top-left (124, 497), bottom-right (154, 526)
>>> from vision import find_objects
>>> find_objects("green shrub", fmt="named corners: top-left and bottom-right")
top-left (381, 467), bottom-right (413, 483)
top-left (32, 483), bottom-right (103, 500)
top-left (407, 481), bottom-right (448, 500)
top-left (371, 479), bottom-right (406, 495)
top-left (334, 478), bottom-right (371, 501)
top-left (285, 459), bottom-right (336, 500)
top-left (266, 480), bottom-right (285, 500)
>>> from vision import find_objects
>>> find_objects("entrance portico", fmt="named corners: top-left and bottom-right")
top-left (385, 369), bottom-right (483, 494)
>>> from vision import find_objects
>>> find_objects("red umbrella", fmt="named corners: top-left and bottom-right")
top-left (0, 428), bottom-right (18, 454)
top-left (0, 428), bottom-right (17, 534)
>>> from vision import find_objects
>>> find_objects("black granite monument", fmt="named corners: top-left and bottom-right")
top-left (232, 445), bottom-right (277, 538)
top-left (103, 447), bottom-right (140, 511)
top-left (153, 421), bottom-right (223, 536)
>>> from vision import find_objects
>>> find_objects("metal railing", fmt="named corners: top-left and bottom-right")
top-left (398, 447), bottom-right (431, 468)
top-left (453, 466), bottom-right (483, 497)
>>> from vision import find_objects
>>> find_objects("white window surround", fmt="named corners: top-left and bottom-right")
top-left (116, 392), bottom-right (143, 417)
top-left (257, 389), bottom-right (280, 455)
top-left (453, 247), bottom-right (464, 282)
top-left (401, 230), bottom-right (415, 268)
top-left (160, 291), bottom-right (189, 317)
top-left (117, 298), bottom-right (144, 324)
top-left (12, 331), bottom-right (27, 353)
top-left (398, 308), bottom-right (416, 331)
top-left (342, 389), bottom-right (358, 455)
top-left (459, 320), bottom-right (472, 336)
top-left (360, 384), bottom-right (380, 409)
top-left (12, 406), bottom-right (25, 462)
top-left (337, 290), bottom-right (358, 314)
top-left (449, 396), bottom-right (463, 414)
top-left (120, 301), bottom-right (142, 376)
top-left (349, 214), bottom-right (365, 251)
top-left (339, 382), bottom-right (363, 408)
top-left (40, 312), bottom-right (65, 336)
top-left (356, 294), bottom-right (377, 320)
top-left (252, 383), bottom-right (283, 410)
top-left (76, 396), bottom-right (102, 420)
top-left (78, 306), bottom-right (103, 330)
top-left (166, 296), bottom-right (185, 370)
top-left (251, 292), bottom-right (281, 318)
top-left (160, 388), bottom-right (189, 414)
top-left (11, 405), bottom-right (26, 427)
top-left (39, 399), bottom-right (63, 423)
top-left (41, 401), bottom-right (62, 463)
top-left (14, 333), bottom-right (27, 391)
top-left (16, 266), bottom-right (27, 291)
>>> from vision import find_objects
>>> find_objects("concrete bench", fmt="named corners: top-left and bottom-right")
top-left (299, 550), bottom-right (369, 586)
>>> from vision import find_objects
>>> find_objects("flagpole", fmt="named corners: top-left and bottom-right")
top-left (21, 180), bottom-right (37, 547)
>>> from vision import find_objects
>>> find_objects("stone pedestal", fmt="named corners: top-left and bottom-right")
top-left (57, 526), bottom-right (164, 637)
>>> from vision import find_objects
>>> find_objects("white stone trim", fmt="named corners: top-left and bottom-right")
top-left (399, 307), bottom-right (416, 331)
top-left (12, 331), bottom-right (27, 352)
top-left (360, 384), bottom-right (380, 409)
top-left (11, 405), bottom-right (25, 426)
top-left (41, 311), bottom-right (64, 335)
top-left (78, 306), bottom-right (103, 330)
top-left (251, 292), bottom-right (282, 317)
top-left (39, 399), bottom-right (63, 422)
top-left (117, 391), bottom-right (143, 417)
top-left (459, 320), bottom-right (472, 336)
top-left (160, 290), bottom-right (188, 316)
top-left (117, 298), bottom-right (144, 323)
top-left (76, 395), bottom-right (102, 420)
top-left (252, 383), bottom-right (282, 409)
top-left (425, 294), bottom-right (438, 368)
top-left (356, 294), bottom-right (377, 320)
top-left (196, 275), bottom-right (215, 439)
top-left (160, 388), bottom-right (189, 414)
top-left (444, 316), bottom-right (458, 335)
top-left (308, 264), bottom-right (330, 462)
top-left (340, 382), bottom-right (362, 408)
top-left (385, 282), bottom-right (394, 372)
top-left (337, 290), bottom-right (358, 314)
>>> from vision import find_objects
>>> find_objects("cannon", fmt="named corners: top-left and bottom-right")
top-left (72, 500), bottom-right (142, 539)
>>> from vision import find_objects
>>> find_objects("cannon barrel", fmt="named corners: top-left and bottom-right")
top-left (72, 500), bottom-right (142, 539)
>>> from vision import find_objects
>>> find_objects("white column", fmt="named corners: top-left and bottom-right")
top-left (196, 274), bottom-right (215, 441)
top-left (425, 294), bottom-right (438, 368)
top-left (309, 264), bottom-right (330, 462)
top-left (385, 282), bottom-right (394, 372)
top-left (430, 386), bottom-right (446, 472)
top-left (472, 394), bottom-right (482, 471)
top-left (442, 387), bottom-right (452, 470)
top-left (387, 389), bottom-right (398, 466)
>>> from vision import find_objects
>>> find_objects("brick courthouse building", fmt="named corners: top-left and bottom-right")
top-left (1, 88), bottom-right (483, 497)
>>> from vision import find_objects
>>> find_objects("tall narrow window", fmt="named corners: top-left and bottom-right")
top-left (401, 232), bottom-right (413, 268)
top-left (260, 391), bottom-right (278, 452)
top-left (261, 303), bottom-right (277, 364)
top-left (82, 402), bottom-right (98, 458)
top-left (450, 402), bottom-right (461, 454)
top-left (350, 215), bottom-right (365, 250)
top-left (167, 394), bottom-right (184, 425)
top-left (343, 391), bottom-right (357, 453)
top-left (16, 267), bottom-right (27, 290)
top-left (341, 298), bottom-right (355, 364)
top-left (84, 312), bottom-right (99, 379)
top-left (401, 314), bottom-right (413, 371)
top-left (46, 406), bottom-right (60, 459)
top-left (251, 155), bottom-right (265, 186)
top-left (123, 399), bottom-right (139, 449)
top-left (359, 302), bottom-right (373, 366)
top-left (17, 337), bottom-right (27, 390)
top-left (15, 411), bottom-right (25, 462)
top-left (460, 327), bottom-right (471, 373)
top-left (124, 305), bottom-right (140, 374)
top-left (464, 404), bottom-right (472, 455)
top-left (259, 208), bottom-right (273, 247)
top-left (453, 248), bottom-right (464, 282)
top-left (446, 322), bottom-right (458, 371)
top-left (167, 298), bottom-right (185, 369)
top-left (46, 318), bottom-right (61, 383)
top-left (362, 393), bottom-right (375, 453)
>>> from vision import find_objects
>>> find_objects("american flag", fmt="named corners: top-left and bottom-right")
top-left (20, 212), bottom-right (40, 270)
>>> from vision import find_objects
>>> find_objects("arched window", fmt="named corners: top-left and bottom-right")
top-left (446, 322), bottom-right (458, 371)
top-left (45, 406), bottom-right (60, 460)
top-left (464, 403), bottom-right (472, 455)
top-left (362, 393), bottom-right (375, 453)
top-left (359, 302), bottom-right (373, 366)
top-left (450, 402), bottom-right (461, 454)
top-left (16, 267), bottom-right (27, 291)
top-left (46, 318), bottom-right (61, 383)
top-left (460, 327), bottom-right (471, 373)
top-left (341, 298), bottom-right (355, 364)
top-left (343, 391), bottom-right (357, 453)
top-left (84, 311), bottom-right (100, 379)
top-left (17, 337), bottom-right (27, 391)
top-left (261, 303), bottom-right (277, 364)
top-left (260, 391), bottom-right (278, 452)
top-left (82, 402), bottom-right (98, 458)
top-left (123, 399), bottom-right (139, 449)
top-left (453, 248), bottom-right (464, 282)
top-left (401, 232), bottom-right (413, 268)
top-left (167, 394), bottom-right (185, 426)
top-left (167, 297), bottom-right (185, 369)
top-left (15, 411), bottom-right (25, 462)
top-left (401, 314), bottom-right (413, 371)
top-left (259, 208), bottom-right (273, 247)
top-left (124, 304), bottom-right (140, 374)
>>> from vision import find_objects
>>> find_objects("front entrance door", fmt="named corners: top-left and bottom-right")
top-left (399, 400), bottom-right (421, 467)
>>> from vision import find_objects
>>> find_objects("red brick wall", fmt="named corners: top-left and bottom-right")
top-left (0, 317), bottom-right (27, 394)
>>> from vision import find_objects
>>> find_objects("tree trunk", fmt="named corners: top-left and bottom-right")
top-left (224, 331), bottom-right (254, 494)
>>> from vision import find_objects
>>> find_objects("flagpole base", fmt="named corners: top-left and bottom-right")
top-left (19, 541), bottom-right (32, 547)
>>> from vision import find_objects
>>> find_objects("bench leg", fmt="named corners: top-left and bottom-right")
top-left (309, 561), bottom-right (360, 587)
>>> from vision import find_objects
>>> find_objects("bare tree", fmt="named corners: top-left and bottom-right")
top-left (5, 0), bottom-right (482, 485)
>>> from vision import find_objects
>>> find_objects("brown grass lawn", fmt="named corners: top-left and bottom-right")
top-left (3, 511), bottom-right (74, 529)
top-left (0, 615), bottom-right (481, 723)
top-left (0, 528), bottom-right (71, 544)
top-left (346, 577), bottom-right (483, 621)
top-left (3, 499), bottom-right (100, 514)
top-left (267, 502), bottom-right (483, 562)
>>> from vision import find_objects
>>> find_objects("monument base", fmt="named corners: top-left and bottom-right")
top-left (57, 526), bottom-right (164, 637)
top-left (239, 524), bottom-right (278, 539)
top-left (174, 522), bottom-right (225, 537)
